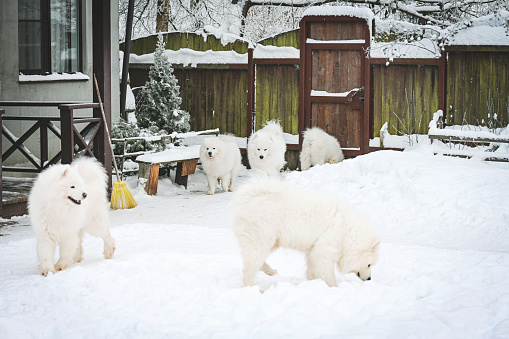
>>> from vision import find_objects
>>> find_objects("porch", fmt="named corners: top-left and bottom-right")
top-left (0, 103), bottom-right (109, 219)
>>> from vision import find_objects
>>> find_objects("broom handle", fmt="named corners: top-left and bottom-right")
top-left (94, 74), bottom-right (121, 182)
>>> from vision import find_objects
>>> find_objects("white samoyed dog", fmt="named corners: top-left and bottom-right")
top-left (200, 135), bottom-right (241, 195)
top-left (29, 156), bottom-right (115, 276)
top-left (233, 177), bottom-right (380, 287)
top-left (247, 120), bottom-right (287, 176)
top-left (300, 127), bottom-right (344, 171)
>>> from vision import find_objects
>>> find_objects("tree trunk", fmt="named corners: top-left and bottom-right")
top-left (156, 0), bottom-right (170, 32)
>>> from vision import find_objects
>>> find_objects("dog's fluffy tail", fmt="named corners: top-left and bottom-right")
top-left (234, 176), bottom-right (285, 206)
top-left (219, 134), bottom-right (237, 144)
top-left (72, 156), bottom-right (108, 188)
top-left (262, 120), bottom-right (283, 136)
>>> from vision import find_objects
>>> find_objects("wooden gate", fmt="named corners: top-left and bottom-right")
top-left (300, 14), bottom-right (372, 156)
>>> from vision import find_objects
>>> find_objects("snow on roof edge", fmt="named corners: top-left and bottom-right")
top-left (303, 6), bottom-right (374, 23)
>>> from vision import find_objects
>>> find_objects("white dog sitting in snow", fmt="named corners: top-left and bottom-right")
top-left (29, 157), bottom-right (115, 276)
top-left (200, 135), bottom-right (242, 195)
top-left (247, 120), bottom-right (287, 177)
top-left (300, 127), bottom-right (344, 171)
top-left (233, 176), bottom-right (380, 287)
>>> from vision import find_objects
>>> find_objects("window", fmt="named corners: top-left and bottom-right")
top-left (19, 0), bottom-right (81, 75)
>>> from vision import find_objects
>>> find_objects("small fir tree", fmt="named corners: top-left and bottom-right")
top-left (136, 33), bottom-right (190, 134)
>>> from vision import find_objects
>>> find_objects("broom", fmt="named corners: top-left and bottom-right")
top-left (94, 74), bottom-right (137, 209)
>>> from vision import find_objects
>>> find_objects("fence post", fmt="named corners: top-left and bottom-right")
top-left (247, 48), bottom-right (254, 138)
top-left (0, 109), bottom-right (4, 217)
top-left (438, 50), bottom-right (447, 125)
top-left (59, 106), bottom-right (74, 164)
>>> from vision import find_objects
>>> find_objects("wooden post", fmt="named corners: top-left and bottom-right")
top-left (0, 109), bottom-right (4, 217)
top-left (93, 0), bottom-right (112, 189)
top-left (146, 163), bottom-right (160, 195)
top-left (438, 49), bottom-right (447, 125)
top-left (362, 17), bottom-right (372, 154)
top-left (59, 106), bottom-right (74, 164)
top-left (247, 48), bottom-right (254, 138)
top-left (175, 159), bottom-right (198, 188)
top-left (40, 120), bottom-right (48, 168)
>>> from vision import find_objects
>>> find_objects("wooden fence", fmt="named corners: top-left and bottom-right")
top-left (124, 28), bottom-right (509, 150)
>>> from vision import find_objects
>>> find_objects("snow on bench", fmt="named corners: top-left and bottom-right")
top-left (112, 129), bottom-right (219, 180)
top-left (136, 145), bottom-right (202, 195)
top-left (428, 110), bottom-right (509, 161)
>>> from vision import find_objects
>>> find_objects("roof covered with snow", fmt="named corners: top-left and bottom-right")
top-left (125, 9), bottom-right (508, 66)
top-left (445, 11), bottom-right (509, 46)
top-left (129, 48), bottom-right (247, 66)
top-left (303, 6), bottom-right (374, 23)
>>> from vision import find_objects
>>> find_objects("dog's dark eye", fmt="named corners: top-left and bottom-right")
top-left (264, 149), bottom-right (267, 151)
top-left (70, 186), bottom-right (75, 189)
top-left (368, 264), bottom-right (371, 268)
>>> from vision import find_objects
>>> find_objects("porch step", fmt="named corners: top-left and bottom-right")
top-left (1, 178), bottom-right (34, 219)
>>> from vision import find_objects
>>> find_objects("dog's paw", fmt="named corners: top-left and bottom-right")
top-left (54, 262), bottom-right (71, 271)
top-left (41, 267), bottom-right (56, 277)
top-left (207, 191), bottom-right (215, 195)
top-left (261, 262), bottom-right (278, 276)
top-left (104, 246), bottom-right (115, 259)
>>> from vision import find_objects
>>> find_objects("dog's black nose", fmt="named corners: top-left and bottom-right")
top-left (259, 155), bottom-right (264, 159)
top-left (208, 152), bottom-right (212, 157)
top-left (82, 193), bottom-right (87, 199)
top-left (367, 277), bottom-right (371, 281)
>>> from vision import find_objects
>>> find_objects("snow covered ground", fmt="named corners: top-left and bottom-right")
top-left (1, 146), bottom-right (509, 338)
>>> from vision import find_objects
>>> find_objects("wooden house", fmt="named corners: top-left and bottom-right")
top-left (1, 0), bottom-right (120, 218)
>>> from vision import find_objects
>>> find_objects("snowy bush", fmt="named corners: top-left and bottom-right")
top-left (111, 119), bottom-right (167, 156)
top-left (136, 33), bottom-right (191, 134)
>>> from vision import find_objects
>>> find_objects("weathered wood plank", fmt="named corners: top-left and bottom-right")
top-left (446, 51), bottom-right (509, 127)
top-left (372, 64), bottom-right (439, 137)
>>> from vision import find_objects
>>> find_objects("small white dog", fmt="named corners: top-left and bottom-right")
top-left (233, 177), bottom-right (380, 287)
top-left (247, 120), bottom-right (287, 176)
top-left (300, 127), bottom-right (344, 171)
top-left (29, 157), bottom-right (115, 276)
top-left (200, 135), bottom-right (241, 195)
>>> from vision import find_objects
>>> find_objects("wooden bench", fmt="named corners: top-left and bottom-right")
top-left (136, 145), bottom-right (201, 195)
top-left (112, 128), bottom-right (219, 181)
top-left (428, 110), bottom-right (509, 161)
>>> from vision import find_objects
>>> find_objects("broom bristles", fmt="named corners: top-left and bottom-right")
top-left (111, 181), bottom-right (137, 210)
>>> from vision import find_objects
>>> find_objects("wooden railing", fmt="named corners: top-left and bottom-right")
top-left (1, 102), bottom-right (112, 217)
top-left (1, 108), bottom-right (4, 211)
top-left (1, 101), bottom-right (106, 173)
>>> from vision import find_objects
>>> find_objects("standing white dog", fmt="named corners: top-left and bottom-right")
top-left (29, 156), bottom-right (115, 276)
top-left (200, 135), bottom-right (241, 195)
top-left (300, 127), bottom-right (344, 170)
top-left (247, 120), bottom-right (286, 176)
top-left (233, 177), bottom-right (380, 287)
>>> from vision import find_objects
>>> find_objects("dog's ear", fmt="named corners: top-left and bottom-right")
top-left (370, 237), bottom-right (381, 251)
top-left (60, 165), bottom-right (71, 177)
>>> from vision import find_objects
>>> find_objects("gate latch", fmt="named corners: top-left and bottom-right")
top-left (347, 86), bottom-right (364, 102)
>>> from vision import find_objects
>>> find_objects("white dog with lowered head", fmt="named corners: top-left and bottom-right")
top-left (233, 177), bottom-right (380, 287)
top-left (200, 135), bottom-right (241, 195)
top-left (247, 120), bottom-right (286, 176)
top-left (29, 156), bottom-right (115, 276)
top-left (300, 127), bottom-right (344, 171)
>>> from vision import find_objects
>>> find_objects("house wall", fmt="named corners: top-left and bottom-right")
top-left (0, 0), bottom-right (119, 167)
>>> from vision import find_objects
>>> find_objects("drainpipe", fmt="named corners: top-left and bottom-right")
top-left (120, 0), bottom-right (135, 120)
